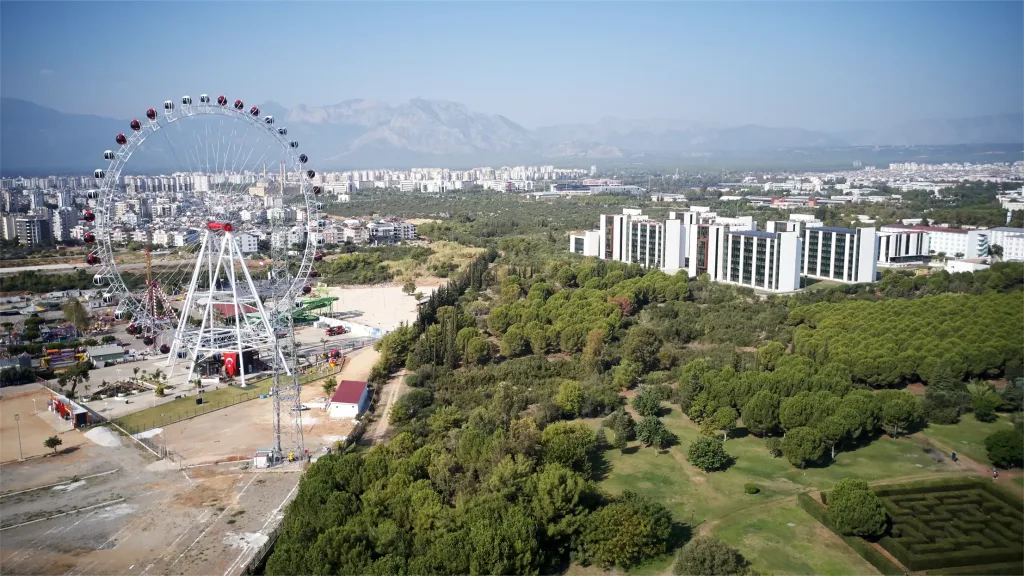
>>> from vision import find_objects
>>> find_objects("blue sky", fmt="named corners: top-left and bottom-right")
top-left (2, 1), bottom-right (1021, 131)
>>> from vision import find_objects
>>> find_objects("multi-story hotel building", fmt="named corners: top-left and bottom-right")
top-left (802, 227), bottom-right (878, 283)
top-left (717, 229), bottom-right (802, 292)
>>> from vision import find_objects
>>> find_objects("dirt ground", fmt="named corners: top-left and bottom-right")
top-left (0, 384), bottom-right (88, 463)
top-left (1, 439), bottom-right (301, 576)
top-left (150, 346), bottom-right (379, 466)
top-left (324, 284), bottom-right (436, 332)
top-left (366, 371), bottom-right (408, 445)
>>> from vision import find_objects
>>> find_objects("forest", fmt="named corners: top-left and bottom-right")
top-left (267, 251), bottom-right (1024, 574)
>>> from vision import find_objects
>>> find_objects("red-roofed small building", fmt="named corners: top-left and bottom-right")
top-left (328, 380), bottom-right (370, 420)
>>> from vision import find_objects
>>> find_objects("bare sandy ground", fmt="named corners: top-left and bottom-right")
top-left (324, 284), bottom-right (436, 332)
top-left (153, 346), bottom-right (379, 466)
top-left (1, 441), bottom-right (301, 576)
top-left (0, 384), bottom-right (87, 463)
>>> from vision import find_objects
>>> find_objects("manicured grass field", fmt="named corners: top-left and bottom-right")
top-left (114, 369), bottom-right (337, 433)
top-left (917, 413), bottom-right (1015, 466)
top-left (714, 499), bottom-right (878, 576)
top-left (595, 405), bottom-right (977, 575)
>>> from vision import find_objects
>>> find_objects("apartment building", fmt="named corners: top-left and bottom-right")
top-left (14, 214), bottom-right (52, 246)
top-left (876, 229), bottom-right (929, 266)
top-left (802, 227), bottom-right (878, 283)
top-left (880, 225), bottom-right (988, 259)
top-left (985, 227), bottom-right (1024, 261)
top-left (718, 230), bottom-right (802, 292)
top-left (52, 207), bottom-right (77, 242)
top-left (569, 230), bottom-right (601, 257)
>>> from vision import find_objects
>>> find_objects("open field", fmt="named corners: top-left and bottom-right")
top-left (324, 284), bottom-right (436, 332)
top-left (0, 384), bottom-right (86, 463)
top-left (0, 440), bottom-right (301, 576)
top-left (386, 240), bottom-right (486, 284)
top-left (715, 499), bottom-right (878, 576)
top-left (595, 405), bottom-right (979, 575)
top-left (917, 414), bottom-right (1016, 466)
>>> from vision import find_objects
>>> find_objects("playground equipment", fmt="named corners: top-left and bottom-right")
top-left (41, 349), bottom-right (87, 370)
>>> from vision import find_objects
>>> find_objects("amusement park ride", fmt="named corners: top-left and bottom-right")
top-left (86, 93), bottom-right (327, 461)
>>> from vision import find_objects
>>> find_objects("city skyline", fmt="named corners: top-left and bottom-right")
top-left (1, 2), bottom-right (1021, 132)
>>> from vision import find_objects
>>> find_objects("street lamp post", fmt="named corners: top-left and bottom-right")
top-left (15, 413), bottom-right (23, 461)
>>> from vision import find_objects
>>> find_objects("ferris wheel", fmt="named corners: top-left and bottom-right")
top-left (86, 94), bottom-right (326, 370)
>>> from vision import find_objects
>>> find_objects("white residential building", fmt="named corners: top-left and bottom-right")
top-left (986, 227), bottom-right (1024, 261)
top-left (876, 229), bottom-right (929, 266)
top-left (802, 227), bottom-right (878, 283)
top-left (569, 230), bottom-right (602, 257)
top-left (171, 229), bottom-right (199, 247)
top-left (235, 232), bottom-right (259, 254)
top-left (717, 229), bottom-right (802, 292)
top-left (52, 207), bottom-right (77, 242)
top-left (880, 225), bottom-right (988, 259)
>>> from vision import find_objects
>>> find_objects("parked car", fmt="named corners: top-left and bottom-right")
top-left (325, 326), bottom-right (346, 336)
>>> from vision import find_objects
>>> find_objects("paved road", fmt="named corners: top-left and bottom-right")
top-left (0, 258), bottom-right (200, 275)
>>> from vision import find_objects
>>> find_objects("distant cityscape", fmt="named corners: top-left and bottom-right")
top-left (1, 161), bottom-right (1022, 258)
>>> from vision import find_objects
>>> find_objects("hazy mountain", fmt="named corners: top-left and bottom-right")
top-left (844, 114), bottom-right (1024, 146)
top-left (1, 96), bottom-right (1020, 173)
top-left (0, 98), bottom-right (125, 174)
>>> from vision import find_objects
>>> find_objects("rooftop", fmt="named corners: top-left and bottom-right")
top-left (808, 226), bottom-right (858, 234)
top-left (729, 229), bottom-right (778, 239)
top-left (330, 380), bottom-right (368, 405)
top-left (85, 345), bottom-right (125, 357)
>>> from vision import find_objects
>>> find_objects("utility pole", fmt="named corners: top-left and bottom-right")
top-left (15, 413), bottom-right (23, 461)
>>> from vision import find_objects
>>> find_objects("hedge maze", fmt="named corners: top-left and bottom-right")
top-left (875, 480), bottom-right (1024, 571)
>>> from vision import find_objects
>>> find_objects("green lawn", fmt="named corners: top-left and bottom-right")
top-left (595, 405), bottom-right (977, 575)
top-left (917, 413), bottom-right (1015, 466)
top-left (114, 369), bottom-right (338, 433)
top-left (714, 500), bottom-right (878, 576)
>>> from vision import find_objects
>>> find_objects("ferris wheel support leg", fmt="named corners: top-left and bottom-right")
top-left (167, 231), bottom-right (211, 372)
top-left (226, 234), bottom-right (247, 388)
top-left (188, 235), bottom-right (228, 387)
top-left (236, 239), bottom-right (290, 377)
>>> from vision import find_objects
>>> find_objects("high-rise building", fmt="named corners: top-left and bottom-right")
top-left (28, 190), bottom-right (46, 211)
top-left (14, 214), bottom-right (53, 246)
top-left (57, 190), bottom-right (75, 208)
top-left (53, 207), bottom-right (78, 242)
top-left (802, 226), bottom-right (878, 283)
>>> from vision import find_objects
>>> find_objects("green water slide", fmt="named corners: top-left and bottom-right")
top-left (245, 297), bottom-right (339, 324)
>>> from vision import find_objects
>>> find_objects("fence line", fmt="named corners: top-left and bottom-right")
top-left (242, 519), bottom-right (285, 575)
top-left (107, 419), bottom-right (167, 460)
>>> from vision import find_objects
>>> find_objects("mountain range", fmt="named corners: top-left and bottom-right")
top-left (1, 96), bottom-right (1021, 173)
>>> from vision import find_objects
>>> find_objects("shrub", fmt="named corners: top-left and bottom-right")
top-left (765, 437), bottom-right (782, 458)
top-left (743, 483), bottom-right (759, 495)
top-left (404, 373), bottom-right (421, 388)
top-left (686, 435), bottom-right (729, 472)
top-left (584, 491), bottom-right (673, 569)
top-left (155, 385), bottom-right (165, 397)
top-left (985, 429), bottom-right (1024, 469)
top-left (673, 536), bottom-right (746, 576)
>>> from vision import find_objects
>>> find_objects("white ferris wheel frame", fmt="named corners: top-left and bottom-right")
top-left (91, 96), bottom-right (321, 326)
